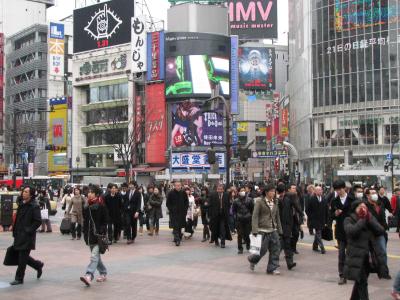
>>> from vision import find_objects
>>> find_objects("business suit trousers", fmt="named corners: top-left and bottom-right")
top-left (15, 249), bottom-right (42, 281)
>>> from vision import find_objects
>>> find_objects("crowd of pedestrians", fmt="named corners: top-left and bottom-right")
top-left (3, 178), bottom-right (400, 300)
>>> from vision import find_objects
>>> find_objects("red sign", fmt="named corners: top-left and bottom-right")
top-left (145, 83), bottom-right (166, 164)
top-left (53, 124), bottom-right (63, 137)
top-left (272, 92), bottom-right (280, 138)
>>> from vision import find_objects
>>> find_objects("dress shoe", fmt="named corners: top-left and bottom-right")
top-left (294, 250), bottom-right (299, 254)
top-left (320, 249), bottom-right (326, 254)
top-left (382, 274), bottom-right (392, 280)
top-left (215, 241), bottom-right (220, 247)
top-left (288, 263), bottom-right (297, 270)
top-left (338, 277), bottom-right (347, 285)
top-left (238, 249), bottom-right (243, 254)
top-left (175, 240), bottom-right (181, 246)
top-left (37, 262), bottom-right (44, 279)
top-left (221, 243), bottom-right (225, 248)
top-left (10, 280), bottom-right (23, 285)
top-left (249, 263), bottom-right (255, 271)
top-left (312, 247), bottom-right (319, 252)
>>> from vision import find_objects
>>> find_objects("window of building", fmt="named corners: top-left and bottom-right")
top-left (89, 82), bottom-right (128, 103)
top-left (238, 136), bottom-right (248, 145)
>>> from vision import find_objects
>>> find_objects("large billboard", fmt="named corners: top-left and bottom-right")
top-left (228, 0), bottom-right (278, 39)
top-left (335, 0), bottom-right (400, 32)
top-left (147, 31), bottom-right (165, 81)
top-left (73, 0), bottom-right (134, 53)
top-left (239, 47), bottom-right (275, 90)
top-left (165, 32), bottom-right (230, 99)
top-left (171, 100), bottom-right (224, 148)
top-left (145, 83), bottom-right (167, 164)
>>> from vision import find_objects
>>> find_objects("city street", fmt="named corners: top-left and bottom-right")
top-left (0, 220), bottom-right (398, 299)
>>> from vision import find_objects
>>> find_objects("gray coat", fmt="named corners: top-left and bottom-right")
top-left (252, 197), bottom-right (282, 235)
top-left (148, 193), bottom-right (163, 220)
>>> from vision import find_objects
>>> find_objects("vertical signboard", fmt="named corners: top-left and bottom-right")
top-left (0, 33), bottom-right (4, 137)
top-left (131, 15), bottom-right (147, 73)
top-left (145, 83), bottom-right (167, 164)
top-left (135, 95), bottom-right (142, 143)
top-left (281, 108), bottom-right (288, 137)
top-left (48, 97), bottom-right (68, 172)
top-left (272, 92), bottom-right (280, 141)
top-left (230, 35), bottom-right (239, 114)
top-left (266, 102), bottom-right (272, 142)
top-left (146, 31), bottom-right (165, 81)
top-left (48, 22), bottom-right (65, 77)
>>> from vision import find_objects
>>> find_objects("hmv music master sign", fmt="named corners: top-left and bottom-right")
top-left (73, 0), bottom-right (134, 53)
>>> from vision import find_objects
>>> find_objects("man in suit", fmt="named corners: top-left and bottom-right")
top-left (10, 186), bottom-right (43, 285)
top-left (209, 184), bottom-right (232, 248)
top-left (306, 186), bottom-right (329, 254)
top-left (166, 181), bottom-right (189, 246)
top-left (331, 179), bottom-right (355, 285)
top-left (124, 182), bottom-right (141, 244)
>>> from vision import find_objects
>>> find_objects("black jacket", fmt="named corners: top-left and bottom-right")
top-left (306, 195), bottom-right (329, 230)
top-left (366, 201), bottom-right (388, 231)
top-left (331, 193), bottom-right (355, 241)
top-left (38, 196), bottom-right (51, 211)
top-left (209, 192), bottom-right (233, 241)
top-left (200, 194), bottom-right (210, 225)
top-left (278, 192), bottom-right (303, 237)
top-left (148, 193), bottom-right (163, 220)
top-left (344, 213), bottom-right (386, 280)
top-left (104, 193), bottom-right (123, 222)
top-left (83, 203), bottom-right (108, 246)
top-left (13, 198), bottom-right (42, 251)
top-left (232, 196), bottom-right (253, 222)
top-left (378, 195), bottom-right (392, 214)
top-left (166, 189), bottom-right (188, 229)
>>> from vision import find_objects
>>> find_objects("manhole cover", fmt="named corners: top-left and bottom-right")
top-left (0, 282), bottom-right (10, 288)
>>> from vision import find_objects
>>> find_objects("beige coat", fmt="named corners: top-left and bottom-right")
top-left (67, 195), bottom-right (86, 225)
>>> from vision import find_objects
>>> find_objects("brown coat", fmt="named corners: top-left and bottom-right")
top-left (67, 195), bottom-right (86, 225)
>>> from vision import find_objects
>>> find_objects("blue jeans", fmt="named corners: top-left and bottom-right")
top-left (394, 270), bottom-right (400, 292)
top-left (376, 235), bottom-right (387, 264)
top-left (86, 245), bottom-right (107, 279)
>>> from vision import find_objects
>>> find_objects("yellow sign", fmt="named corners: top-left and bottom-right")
top-left (48, 102), bottom-right (68, 172)
top-left (237, 122), bottom-right (248, 133)
top-left (49, 38), bottom-right (64, 55)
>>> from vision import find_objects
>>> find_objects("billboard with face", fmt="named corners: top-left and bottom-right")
top-left (73, 0), bottom-right (134, 53)
top-left (165, 32), bottom-right (231, 99)
top-left (239, 47), bottom-right (275, 90)
top-left (171, 100), bottom-right (224, 148)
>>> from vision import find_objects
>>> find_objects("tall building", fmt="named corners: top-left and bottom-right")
top-left (288, 0), bottom-right (400, 187)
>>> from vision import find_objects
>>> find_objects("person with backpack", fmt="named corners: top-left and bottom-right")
top-left (80, 185), bottom-right (108, 286)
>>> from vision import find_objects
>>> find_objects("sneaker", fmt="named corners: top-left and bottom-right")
top-left (96, 275), bottom-right (107, 282)
top-left (391, 290), bottom-right (400, 300)
top-left (267, 269), bottom-right (281, 275)
top-left (80, 275), bottom-right (92, 287)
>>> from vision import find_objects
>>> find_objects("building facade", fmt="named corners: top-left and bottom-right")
top-left (288, 0), bottom-right (400, 186)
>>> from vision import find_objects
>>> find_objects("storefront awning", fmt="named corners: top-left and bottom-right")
top-left (131, 167), bottom-right (165, 173)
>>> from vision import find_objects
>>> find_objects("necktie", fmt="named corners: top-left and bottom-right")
top-left (219, 194), bottom-right (223, 209)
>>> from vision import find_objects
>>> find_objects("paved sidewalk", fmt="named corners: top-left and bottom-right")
top-left (0, 228), bottom-right (398, 300)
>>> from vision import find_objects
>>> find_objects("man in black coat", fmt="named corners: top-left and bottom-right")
top-left (125, 182), bottom-right (141, 243)
top-left (104, 184), bottom-right (122, 243)
top-left (209, 184), bottom-right (233, 248)
top-left (331, 179), bottom-right (355, 285)
top-left (166, 181), bottom-right (189, 246)
top-left (10, 186), bottom-right (43, 285)
top-left (306, 186), bottom-right (329, 254)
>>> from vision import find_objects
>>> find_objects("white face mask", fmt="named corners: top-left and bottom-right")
top-left (121, 191), bottom-right (126, 195)
top-left (239, 191), bottom-right (246, 197)
top-left (356, 192), bottom-right (364, 199)
top-left (371, 194), bottom-right (378, 202)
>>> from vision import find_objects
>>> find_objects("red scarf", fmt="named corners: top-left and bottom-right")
top-left (88, 196), bottom-right (102, 206)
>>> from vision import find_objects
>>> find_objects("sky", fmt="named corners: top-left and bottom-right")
top-left (47, 0), bottom-right (288, 45)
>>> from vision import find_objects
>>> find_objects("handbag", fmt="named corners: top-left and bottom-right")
top-left (322, 226), bottom-right (333, 241)
top-left (40, 209), bottom-right (49, 220)
top-left (249, 234), bottom-right (262, 256)
top-left (89, 207), bottom-right (109, 254)
top-left (388, 215), bottom-right (398, 228)
top-left (3, 246), bottom-right (19, 266)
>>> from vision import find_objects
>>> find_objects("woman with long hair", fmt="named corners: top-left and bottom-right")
top-left (184, 187), bottom-right (195, 239)
top-left (67, 187), bottom-right (86, 240)
top-left (148, 187), bottom-right (163, 236)
top-left (200, 187), bottom-right (211, 242)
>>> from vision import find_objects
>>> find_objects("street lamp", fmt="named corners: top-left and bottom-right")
top-left (75, 156), bottom-right (81, 183)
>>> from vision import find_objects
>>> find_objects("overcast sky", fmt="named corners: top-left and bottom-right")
top-left (47, 0), bottom-right (288, 45)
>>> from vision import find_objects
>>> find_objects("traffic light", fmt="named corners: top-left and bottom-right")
top-left (45, 144), bottom-right (53, 151)
top-left (239, 148), bottom-right (251, 162)
top-left (207, 148), bottom-right (216, 164)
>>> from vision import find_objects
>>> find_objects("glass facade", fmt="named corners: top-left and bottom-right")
top-left (89, 82), bottom-right (128, 103)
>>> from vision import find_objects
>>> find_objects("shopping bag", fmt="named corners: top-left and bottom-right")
top-left (40, 209), bottom-right (49, 220)
top-left (322, 226), bottom-right (333, 241)
top-left (3, 246), bottom-right (18, 266)
top-left (249, 234), bottom-right (262, 256)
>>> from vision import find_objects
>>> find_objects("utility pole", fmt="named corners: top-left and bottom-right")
top-left (390, 138), bottom-right (399, 192)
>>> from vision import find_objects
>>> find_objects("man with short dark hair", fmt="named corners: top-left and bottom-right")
top-left (167, 181), bottom-right (189, 246)
top-left (209, 184), bottom-right (232, 248)
top-left (331, 179), bottom-right (355, 285)
top-left (104, 184), bottom-right (123, 244)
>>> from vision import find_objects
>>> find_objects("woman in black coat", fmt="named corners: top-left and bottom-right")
top-left (148, 187), bottom-right (163, 236)
top-left (10, 186), bottom-right (43, 285)
top-left (200, 187), bottom-right (211, 242)
top-left (344, 200), bottom-right (385, 300)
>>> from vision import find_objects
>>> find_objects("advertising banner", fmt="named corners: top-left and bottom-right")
top-left (48, 22), bottom-right (64, 77)
top-left (131, 15), bottom-right (147, 73)
top-left (135, 95), bottom-right (142, 143)
top-left (145, 83), bottom-right (167, 164)
top-left (281, 108), bottom-right (288, 137)
top-left (165, 32), bottom-right (231, 99)
top-left (171, 100), bottom-right (224, 148)
top-left (230, 35), bottom-right (239, 114)
top-left (73, 0), bottom-right (134, 53)
top-left (239, 47), bottom-right (275, 90)
top-left (266, 102), bottom-right (272, 142)
top-left (252, 149), bottom-right (288, 159)
top-left (147, 31), bottom-right (165, 81)
top-left (48, 97), bottom-right (68, 172)
top-left (237, 122), bottom-right (248, 133)
top-left (272, 92), bottom-right (280, 138)
top-left (171, 152), bottom-right (226, 170)
top-left (228, 0), bottom-right (278, 39)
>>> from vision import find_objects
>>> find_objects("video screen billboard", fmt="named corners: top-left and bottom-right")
top-left (228, 0), bottom-right (278, 39)
top-left (73, 0), bottom-right (134, 53)
top-left (165, 32), bottom-right (231, 99)
top-left (239, 47), bottom-right (275, 90)
top-left (335, 0), bottom-right (400, 32)
top-left (171, 100), bottom-right (224, 148)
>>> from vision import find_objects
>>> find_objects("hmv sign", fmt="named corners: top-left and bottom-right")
top-left (229, 0), bottom-right (277, 40)
top-left (73, 0), bottom-right (134, 53)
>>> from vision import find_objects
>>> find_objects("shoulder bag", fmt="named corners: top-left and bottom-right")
top-left (88, 207), bottom-right (109, 254)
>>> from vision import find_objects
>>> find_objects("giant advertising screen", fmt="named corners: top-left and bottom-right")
top-left (228, 0), bottom-right (278, 39)
top-left (335, 0), bottom-right (400, 32)
top-left (171, 100), bottom-right (224, 148)
top-left (165, 32), bottom-right (231, 99)
top-left (73, 0), bottom-right (134, 53)
top-left (239, 47), bottom-right (275, 90)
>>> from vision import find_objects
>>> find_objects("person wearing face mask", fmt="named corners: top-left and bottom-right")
top-left (353, 185), bottom-right (365, 202)
top-left (232, 187), bottom-right (254, 254)
top-left (365, 188), bottom-right (391, 280)
top-left (148, 187), bottom-right (163, 236)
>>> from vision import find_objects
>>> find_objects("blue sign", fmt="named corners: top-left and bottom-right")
top-left (49, 22), bottom-right (64, 39)
top-left (232, 121), bottom-right (238, 150)
top-left (49, 96), bottom-right (67, 106)
top-left (171, 152), bottom-right (225, 171)
top-left (387, 153), bottom-right (393, 161)
top-left (230, 35), bottom-right (239, 115)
